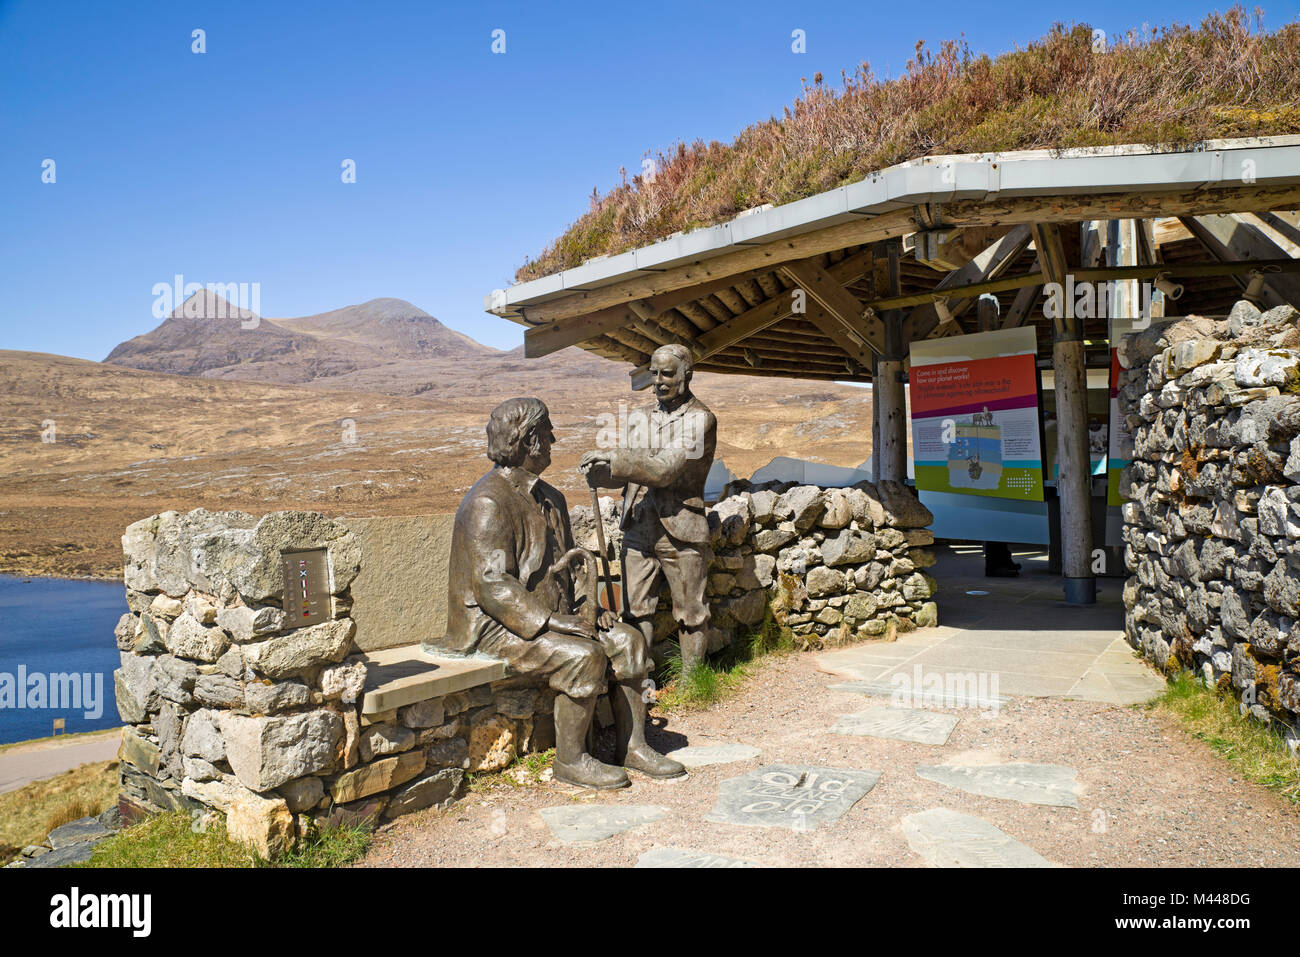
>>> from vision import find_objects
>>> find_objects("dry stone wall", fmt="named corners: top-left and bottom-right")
top-left (113, 509), bottom-right (553, 858)
top-left (1117, 300), bottom-right (1300, 751)
top-left (573, 478), bottom-right (939, 651)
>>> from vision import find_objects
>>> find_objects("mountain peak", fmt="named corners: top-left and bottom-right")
top-left (169, 288), bottom-right (260, 322)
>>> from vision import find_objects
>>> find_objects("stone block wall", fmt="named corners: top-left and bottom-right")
top-left (113, 508), bottom-right (553, 858)
top-left (1117, 300), bottom-right (1300, 749)
top-left (572, 478), bottom-right (939, 651)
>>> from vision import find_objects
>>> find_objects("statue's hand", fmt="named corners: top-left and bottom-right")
top-left (579, 450), bottom-right (611, 473)
top-left (550, 613), bottom-right (597, 641)
top-left (597, 609), bottom-right (618, 631)
top-left (579, 450), bottom-right (614, 488)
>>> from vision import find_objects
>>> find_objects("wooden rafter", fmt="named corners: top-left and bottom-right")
top-left (903, 225), bottom-right (1034, 340)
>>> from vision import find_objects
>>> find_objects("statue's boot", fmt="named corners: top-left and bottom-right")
top-left (678, 627), bottom-right (709, 674)
top-left (613, 680), bottom-right (686, 779)
top-left (551, 692), bottom-right (628, 790)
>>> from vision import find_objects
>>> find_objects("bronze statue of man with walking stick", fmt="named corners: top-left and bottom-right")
top-left (434, 397), bottom-right (684, 789)
top-left (580, 344), bottom-right (717, 674)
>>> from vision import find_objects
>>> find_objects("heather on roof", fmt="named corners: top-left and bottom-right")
top-left (515, 9), bottom-right (1300, 283)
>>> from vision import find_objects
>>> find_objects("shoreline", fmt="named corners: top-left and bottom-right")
top-left (0, 569), bottom-right (121, 584)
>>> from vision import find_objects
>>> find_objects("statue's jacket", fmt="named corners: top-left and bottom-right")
top-left (612, 394), bottom-right (717, 545)
top-left (442, 465), bottom-right (575, 654)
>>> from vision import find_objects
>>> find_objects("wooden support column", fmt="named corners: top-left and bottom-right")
top-left (875, 239), bottom-right (908, 483)
top-left (1034, 222), bottom-right (1096, 604)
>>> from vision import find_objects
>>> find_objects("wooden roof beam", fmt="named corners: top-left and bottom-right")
top-left (779, 260), bottom-right (886, 361)
top-left (1179, 213), bottom-right (1300, 310)
top-left (903, 225), bottom-right (1034, 341)
top-left (627, 248), bottom-right (875, 389)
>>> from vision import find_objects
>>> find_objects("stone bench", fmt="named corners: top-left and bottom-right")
top-left (358, 646), bottom-right (506, 716)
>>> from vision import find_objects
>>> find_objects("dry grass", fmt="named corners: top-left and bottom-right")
top-left (517, 8), bottom-right (1300, 282)
top-left (0, 759), bottom-right (118, 863)
top-left (1156, 672), bottom-right (1300, 804)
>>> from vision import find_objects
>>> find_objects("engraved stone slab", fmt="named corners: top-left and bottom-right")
top-left (704, 764), bottom-right (880, 830)
top-left (828, 680), bottom-right (1009, 709)
top-left (539, 804), bottom-right (668, 843)
top-left (915, 763), bottom-right (1079, 807)
top-left (901, 808), bottom-right (1056, 868)
top-left (636, 846), bottom-right (761, 868)
top-left (831, 707), bottom-right (958, 745)
top-left (666, 743), bottom-right (761, 768)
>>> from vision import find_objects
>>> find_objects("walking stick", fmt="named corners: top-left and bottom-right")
top-left (589, 486), bottom-right (620, 616)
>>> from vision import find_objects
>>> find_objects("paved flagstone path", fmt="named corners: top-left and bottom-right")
top-left (666, 743), bottom-right (761, 768)
top-left (831, 706), bottom-right (959, 745)
top-left (901, 808), bottom-right (1057, 867)
top-left (915, 762), bottom-right (1079, 808)
top-left (538, 805), bottom-right (668, 842)
top-left (704, 764), bottom-right (881, 830)
top-left (636, 847), bottom-right (760, 868)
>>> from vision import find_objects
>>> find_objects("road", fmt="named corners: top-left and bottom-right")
top-left (0, 729), bottom-right (121, 793)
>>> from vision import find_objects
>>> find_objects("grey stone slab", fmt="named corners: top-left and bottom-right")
top-left (539, 804), bottom-right (668, 843)
top-left (47, 816), bottom-right (111, 849)
top-left (704, 764), bottom-right (880, 831)
top-left (635, 846), bottom-right (760, 868)
top-left (831, 707), bottom-right (958, 745)
top-left (27, 841), bottom-right (97, 868)
top-left (666, 743), bottom-right (760, 768)
top-left (915, 763), bottom-right (1079, 807)
top-left (828, 680), bottom-right (1009, 709)
top-left (901, 808), bottom-right (1056, 868)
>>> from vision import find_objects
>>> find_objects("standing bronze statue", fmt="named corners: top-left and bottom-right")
top-left (580, 344), bottom-right (717, 673)
top-left (436, 396), bottom-right (684, 789)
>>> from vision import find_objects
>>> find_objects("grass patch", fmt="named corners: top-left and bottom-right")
top-left (1154, 672), bottom-right (1300, 805)
top-left (80, 811), bottom-right (259, 868)
top-left (0, 759), bottom-right (118, 864)
top-left (77, 811), bottom-right (374, 868)
top-left (654, 608), bottom-right (795, 712)
top-left (274, 821), bottom-right (373, 868)
top-left (467, 748), bottom-right (556, 792)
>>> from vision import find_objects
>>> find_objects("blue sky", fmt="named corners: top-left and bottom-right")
top-left (3, 0), bottom-right (1296, 359)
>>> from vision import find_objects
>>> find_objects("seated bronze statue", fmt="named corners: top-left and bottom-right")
top-left (436, 396), bottom-right (684, 790)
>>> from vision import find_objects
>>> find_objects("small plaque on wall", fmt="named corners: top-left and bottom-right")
top-left (281, 548), bottom-right (330, 628)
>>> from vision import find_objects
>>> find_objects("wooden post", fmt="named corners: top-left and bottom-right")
top-left (875, 239), bottom-right (908, 482)
top-left (1035, 222), bottom-right (1097, 604)
top-left (870, 353), bottom-right (881, 478)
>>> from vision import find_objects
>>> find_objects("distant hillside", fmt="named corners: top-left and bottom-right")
top-left (105, 292), bottom-right (505, 388)
top-left (517, 11), bottom-right (1300, 281)
top-left (275, 297), bottom-right (494, 360)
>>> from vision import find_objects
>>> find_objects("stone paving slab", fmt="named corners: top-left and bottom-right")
top-left (828, 680), bottom-right (1009, 710)
top-left (901, 808), bottom-right (1056, 867)
top-left (47, 815), bottom-right (112, 848)
top-left (704, 764), bottom-right (881, 831)
top-left (23, 842), bottom-right (97, 868)
top-left (831, 707), bottom-right (958, 745)
top-left (635, 846), bottom-right (761, 868)
top-left (915, 763), bottom-right (1079, 807)
top-left (539, 804), bottom-right (668, 843)
top-left (666, 743), bottom-right (761, 768)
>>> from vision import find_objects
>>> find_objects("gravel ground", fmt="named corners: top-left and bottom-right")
top-left (358, 651), bottom-right (1300, 868)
